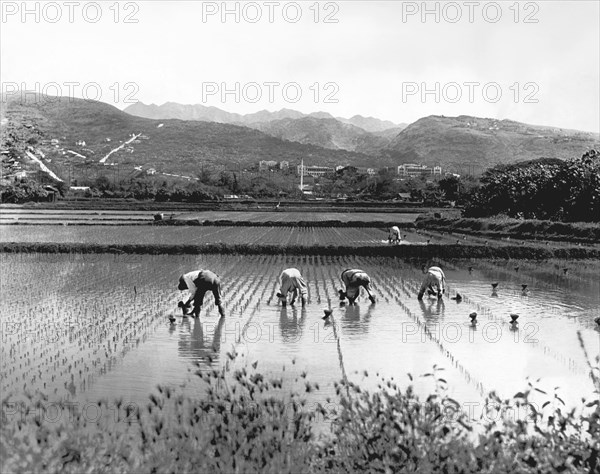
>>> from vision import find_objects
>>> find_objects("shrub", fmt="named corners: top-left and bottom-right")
top-left (2, 337), bottom-right (599, 473)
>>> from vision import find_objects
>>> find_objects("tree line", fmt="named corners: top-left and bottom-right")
top-left (2, 150), bottom-right (598, 222)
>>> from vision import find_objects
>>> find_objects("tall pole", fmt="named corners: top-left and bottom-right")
top-left (300, 159), bottom-right (304, 190)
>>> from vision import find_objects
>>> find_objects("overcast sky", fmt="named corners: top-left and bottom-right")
top-left (2, 1), bottom-right (599, 132)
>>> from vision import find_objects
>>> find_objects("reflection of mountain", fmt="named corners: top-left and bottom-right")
top-left (279, 306), bottom-right (307, 343)
top-left (178, 317), bottom-right (224, 364)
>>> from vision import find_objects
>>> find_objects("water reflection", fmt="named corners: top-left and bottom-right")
top-left (418, 297), bottom-right (446, 324)
top-left (279, 306), bottom-right (307, 343)
top-left (339, 303), bottom-right (374, 334)
top-left (178, 316), bottom-right (225, 365)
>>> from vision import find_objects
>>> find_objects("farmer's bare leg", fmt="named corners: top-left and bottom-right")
top-left (364, 284), bottom-right (376, 304)
top-left (193, 290), bottom-right (207, 317)
top-left (212, 284), bottom-right (226, 318)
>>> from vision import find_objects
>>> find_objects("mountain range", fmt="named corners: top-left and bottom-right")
top-left (2, 94), bottom-right (598, 185)
top-left (125, 101), bottom-right (599, 172)
top-left (124, 102), bottom-right (403, 133)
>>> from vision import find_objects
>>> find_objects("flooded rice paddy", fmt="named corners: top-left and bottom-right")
top-left (1, 253), bottom-right (598, 425)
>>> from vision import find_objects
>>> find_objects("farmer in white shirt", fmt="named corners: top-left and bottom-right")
top-left (277, 268), bottom-right (308, 307)
top-left (417, 266), bottom-right (446, 300)
top-left (339, 269), bottom-right (376, 305)
top-left (388, 226), bottom-right (401, 244)
top-left (178, 270), bottom-right (225, 318)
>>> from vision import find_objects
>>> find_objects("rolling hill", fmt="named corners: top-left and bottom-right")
top-left (2, 95), bottom-right (598, 188)
top-left (246, 116), bottom-right (400, 155)
top-left (0, 94), bottom-right (382, 184)
top-left (382, 115), bottom-right (599, 174)
top-left (124, 102), bottom-right (407, 155)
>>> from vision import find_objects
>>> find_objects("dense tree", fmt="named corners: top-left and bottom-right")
top-left (0, 179), bottom-right (49, 203)
top-left (464, 150), bottom-right (599, 222)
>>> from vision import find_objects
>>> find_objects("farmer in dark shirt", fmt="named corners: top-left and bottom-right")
top-left (339, 268), bottom-right (376, 305)
top-left (178, 270), bottom-right (225, 318)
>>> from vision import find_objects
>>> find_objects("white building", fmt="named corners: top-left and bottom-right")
top-left (259, 160), bottom-right (278, 171)
top-left (397, 163), bottom-right (442, 178)
top-left (296, 164), bottom-right (334, 177)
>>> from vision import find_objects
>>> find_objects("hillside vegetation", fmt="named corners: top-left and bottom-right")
top-left (247, 116), bottom-right (396, 155)
top-left (383, 115), bottom-right (599, 172)
top-left (0, 95), bottom-right (377, 185)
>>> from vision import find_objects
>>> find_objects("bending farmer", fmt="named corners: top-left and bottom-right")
top-left (277, 268), bottom-right (308, 307)
top-left (388, 226), bottom-right (401, 244)
top-left (178, 270), bottom-right (226, 318)
top-left (339, 268), bottom-right (376, 305)
top-left (417, 266), bottom-right (446, 300)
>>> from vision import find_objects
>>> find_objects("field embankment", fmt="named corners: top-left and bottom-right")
top-left (2, 200), bottom-right (441, 214)
top-left (416, 216), bottom-right (600, 244)
top-left (1, 241), bottom-right (597, 259)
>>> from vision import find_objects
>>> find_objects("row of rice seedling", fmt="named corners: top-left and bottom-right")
top-left (0, 257), bottom-right (169, 400)
top-left (178, 211), bottom-right (420, 224)
top-left (2, 253), bottom-right (597, 406)
top-left (0, 225), bottom-right (393, 246)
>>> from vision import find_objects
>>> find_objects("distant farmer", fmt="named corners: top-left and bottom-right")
top-left (417, 266), bottom-right (446, 300)
top-left (178, 270), bottom-right (225, 318)
top-left (388, 226), bottom-right (401, 244)
top-left (339, 269), bottom-right (376, 305)
top-left (277, 268), bottom-right (308, 307)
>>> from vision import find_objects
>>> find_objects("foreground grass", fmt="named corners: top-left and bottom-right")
top-left (2, 338), bottom-right (599, 474)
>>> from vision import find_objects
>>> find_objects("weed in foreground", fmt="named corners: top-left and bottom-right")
top-left (1, 336), bottom-right (598, 473)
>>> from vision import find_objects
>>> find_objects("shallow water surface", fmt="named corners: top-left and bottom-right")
top-left (1, 254), bottom-right (598, 424)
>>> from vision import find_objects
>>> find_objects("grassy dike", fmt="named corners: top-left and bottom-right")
top-left (0, 242), bottom-right (598, 259)
top-left (416, 216), bottom-right (600, 244)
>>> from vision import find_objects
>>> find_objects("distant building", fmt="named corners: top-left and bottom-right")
top-left (43, 185), bottom-right (59, 203)
top-left (397, 163), bottom-right (442, 178)
top-left (279, 161), bottom-right (289, 170)
top-left (297, 164), bottom-right (334, 177)
top-left (70, 186), bottom-right (92, 197)
top-left (259, 160), bottom-right (278, 171)
top-left (351, 167), bottom-right (378, 176)
top-left (146, 168), bottom-right (157, 175)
